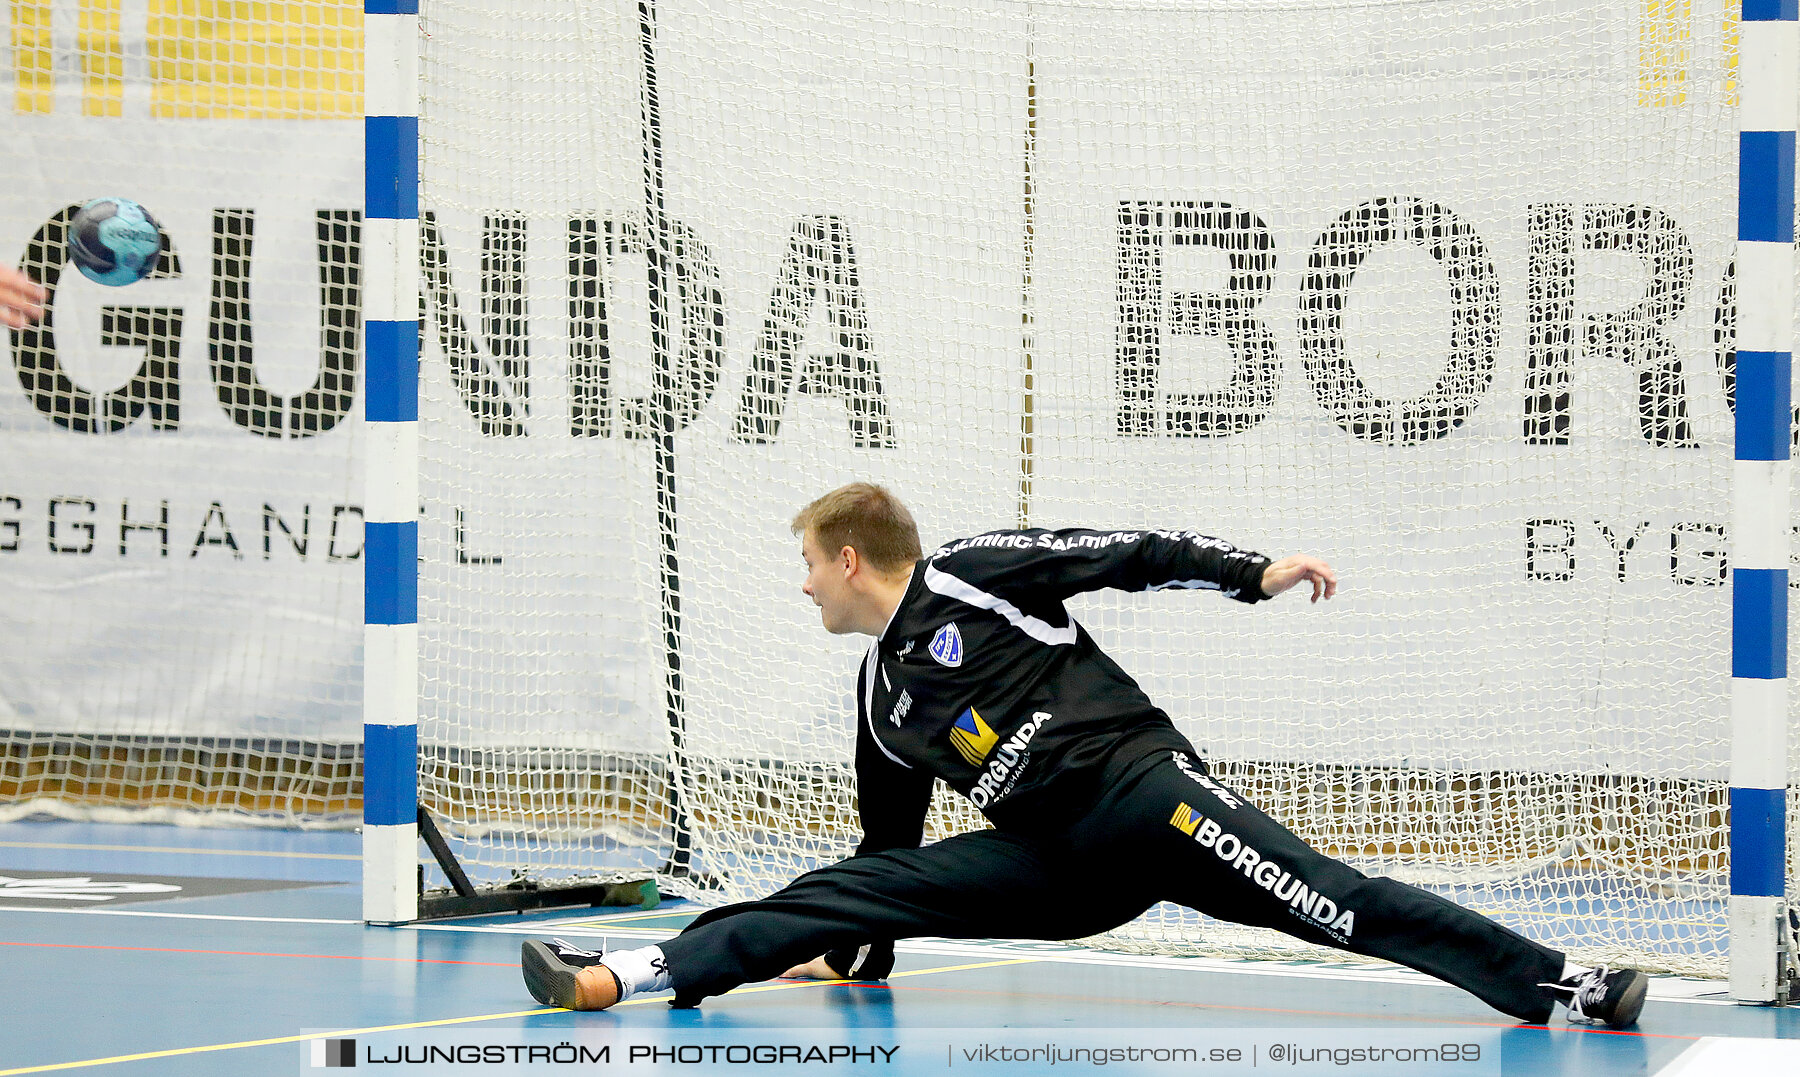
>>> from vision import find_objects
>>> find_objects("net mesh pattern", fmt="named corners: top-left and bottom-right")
top-left (0, 0), bottom-right (1788, 980)
top-left (409, 0), bottom-right (1783, 976)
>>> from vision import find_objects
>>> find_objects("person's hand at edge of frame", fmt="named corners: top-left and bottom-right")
top-left (1260, 555), bottom-right (1338, 603)
top-left (1, 266), bottom-right (46, 329)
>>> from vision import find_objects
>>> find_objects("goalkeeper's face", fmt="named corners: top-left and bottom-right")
top-left (800, 532), bottom-right (856, 635)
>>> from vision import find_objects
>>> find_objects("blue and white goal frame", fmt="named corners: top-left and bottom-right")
top-left (361, 0), bottom-right (421, 925)
top-left (356, 0), bottom-right (681, 925)
top-left (1731, 0), bottom-right (1797, 1004)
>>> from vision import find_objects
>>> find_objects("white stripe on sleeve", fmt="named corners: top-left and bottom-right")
top-left (923, 564), bottom-right (1078, 646)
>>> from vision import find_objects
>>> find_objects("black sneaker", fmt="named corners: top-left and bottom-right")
top-left (521, 938), bottom-right (622, 1011)
top-left (1543, 967), bottom-right (1648, 1028)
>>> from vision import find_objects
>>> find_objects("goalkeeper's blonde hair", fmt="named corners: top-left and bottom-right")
top-left (792, 483), bottom-right (922, 575)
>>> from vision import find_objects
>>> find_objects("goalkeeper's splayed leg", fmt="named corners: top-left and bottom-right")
top-left (519, 484), bottom-right (1652, 1028)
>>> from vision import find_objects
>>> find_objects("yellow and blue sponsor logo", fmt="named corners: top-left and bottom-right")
top-left (1169, 802), bottom-right (1202, 837)
top-left (949, 706), bottom-right (998, 767)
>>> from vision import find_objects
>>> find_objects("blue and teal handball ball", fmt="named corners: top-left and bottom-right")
top-left (67, 197), bottom-right (163, 286)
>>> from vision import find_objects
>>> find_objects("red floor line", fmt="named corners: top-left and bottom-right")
top-left (0, 940), bottom-right (511, 967)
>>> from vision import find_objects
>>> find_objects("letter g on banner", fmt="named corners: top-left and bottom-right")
top-left (1298, 196), bottom-right (1499, 444)
top-left (13, 204), bottom-right (183, 433)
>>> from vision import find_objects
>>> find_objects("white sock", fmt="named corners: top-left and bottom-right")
top-left (1561, 961), bottom-right (1591, 982)
top-left (599, 945), bottom-right (670, 1000)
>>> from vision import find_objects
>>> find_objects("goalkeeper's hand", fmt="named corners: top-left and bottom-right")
top-left (781, 942), bottom-right (895, 981)
top-left (781, 955), bottom-right (848, 980)
top-left (1259, 555), bottom-right (1338, 603)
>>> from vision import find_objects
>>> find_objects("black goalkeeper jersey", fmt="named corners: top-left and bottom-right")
top-left (849, 527), bottom-right (1271, 854)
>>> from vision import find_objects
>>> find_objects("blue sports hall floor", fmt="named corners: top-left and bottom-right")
top-left (1, 818), bottom-right (1797, 1076)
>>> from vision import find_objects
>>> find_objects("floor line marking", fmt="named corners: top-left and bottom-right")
top-left (0, 1007), bottom-right (563, 1076)
top-left (0, 840), bottom-right (359, 861)
top-left (0, 905), bottom-right (1743, 1007)
top-left (1652, 1036), bottom-right (1718, 1076)
top-left (550, 908), bottom-right (693, 926)
top-left (0, 906), bottom-right (360, 925)
top-left (607, 957), bottom-right (1042, 1007)
top-left (889, 941), bottom-right (1731, 1002)
top-left (458, 922), bottom-right (1738, 1006)
top-left (889, 958), bottom-right (1042, 978)
top-left (408, 920), bottom-right (685, 936)
top-left (869, 982), bottom-right (1705, 1040)
top-left (0, 940), bottom-right (513, 967)
top-left (606, 959), bottom-right (1701, 1041)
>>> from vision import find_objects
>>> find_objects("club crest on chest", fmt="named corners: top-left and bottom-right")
top-left (928, 622), bottom-right (963, 667)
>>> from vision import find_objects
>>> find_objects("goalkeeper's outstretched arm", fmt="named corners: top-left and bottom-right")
top-left (929, 526), bottom-right (1336, 608)
top-left (783, 659), bottom-right (932, 981)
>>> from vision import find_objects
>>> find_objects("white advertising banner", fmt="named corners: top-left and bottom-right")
top-left (2, 4), bottom-right (365, 740)
top-left (1, 1), bottom-right (1751, 782)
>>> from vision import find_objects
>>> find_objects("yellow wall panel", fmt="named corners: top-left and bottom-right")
top-left (1639, 0), bottom-right (1693, 108)
top-left (1722, 7), bottom-right (1739, 109)
top-left (147, 1), bottom-right (362, 119)
top-left (12, 2), bottom-right (54, 114)
top-left (80, 0), bottom-right (123, 117)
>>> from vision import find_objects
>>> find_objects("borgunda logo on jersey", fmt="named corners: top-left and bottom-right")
top-left (929, 622), bottom-right (963, 667)
top-left (949, 707), bottom-right (998, 765)
top-left (1168, 807), bottom-right (1356, 940)
top-left (968, 711), bottom-right (1052, 808)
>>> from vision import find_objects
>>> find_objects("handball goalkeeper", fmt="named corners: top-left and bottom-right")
top-left (522, 482), bottom-right (1647, 1029)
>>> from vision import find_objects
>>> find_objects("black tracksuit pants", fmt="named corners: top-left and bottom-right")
top-left (660, 750), bottom-right (1567, 1021)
